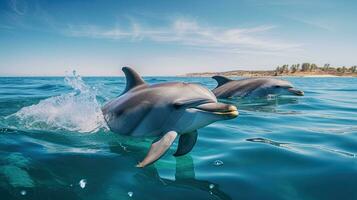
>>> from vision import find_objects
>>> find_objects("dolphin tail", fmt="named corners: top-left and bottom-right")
top-left (212, 75), bottom-right (232, 88)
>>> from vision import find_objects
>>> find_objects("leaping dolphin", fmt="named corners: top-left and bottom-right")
top-left (102, 67), bottom-right (238, 167)
top-left (211, 76), bottom-right (304, 99)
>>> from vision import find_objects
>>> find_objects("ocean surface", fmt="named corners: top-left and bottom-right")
top-left (0, 74), bottom-right (356, 200)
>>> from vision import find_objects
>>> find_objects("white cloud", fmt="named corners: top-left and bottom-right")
top-left (288, 16), bottom-right (335, 31)
top-left (3, 2), bottom-right (302, 55)
top-left (63, 18), bottom-right (302, 53)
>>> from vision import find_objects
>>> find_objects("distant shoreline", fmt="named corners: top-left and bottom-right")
top-left (184, 70), bottom-right (357, 78)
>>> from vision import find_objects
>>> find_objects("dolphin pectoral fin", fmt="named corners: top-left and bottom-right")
top-left (174, 130), bottom-right (198, 157)
top-left (136, 131), bottom-right (178, 168)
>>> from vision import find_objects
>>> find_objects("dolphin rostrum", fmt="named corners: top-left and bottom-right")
top-left (211, 76), bottom-right (304, 99)
top-left (102, 67), bottom-right (238, 167)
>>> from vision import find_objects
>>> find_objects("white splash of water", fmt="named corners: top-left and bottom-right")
top-left (9, 71), bottom-right (108, 133)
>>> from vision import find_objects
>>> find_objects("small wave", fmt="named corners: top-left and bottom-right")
top-left (147, 78), bottom-right (167, 82)
top-left (246, 137), bottom-right (356, 158)
top-left (6, 71), bottom-right (108, 133)
top-left (35, 84), bottom-right (62, 90)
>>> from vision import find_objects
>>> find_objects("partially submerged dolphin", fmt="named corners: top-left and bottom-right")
top-left (102, 67), bottom-right (238, 167)
top-left (212, 76), bottom-right (304, 99)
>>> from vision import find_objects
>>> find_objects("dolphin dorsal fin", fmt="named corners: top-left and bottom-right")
top-left (212, 75), bottom-right (232, 88)
top-left (122, 67), bottom-right (146, 94)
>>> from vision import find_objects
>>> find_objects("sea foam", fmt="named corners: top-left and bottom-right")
top-left (8, 71), bottom-right (108, 133)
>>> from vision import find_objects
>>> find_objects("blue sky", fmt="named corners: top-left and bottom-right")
top-left (0, 0), bottom-right (356, 76)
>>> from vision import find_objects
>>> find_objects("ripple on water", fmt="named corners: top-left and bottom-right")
top-left (0, 77), bottom-right (356, 200)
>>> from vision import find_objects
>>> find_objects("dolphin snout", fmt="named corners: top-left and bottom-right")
top-left (288, 88), bottom-right (304, 96)
top-left (195, 103), bottom-right (239, 118)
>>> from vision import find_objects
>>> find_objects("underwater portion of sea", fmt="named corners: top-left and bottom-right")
top-left (0, 75), bottom-right (356, 200)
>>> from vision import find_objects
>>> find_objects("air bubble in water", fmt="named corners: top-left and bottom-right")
top-left (128, 191), bottom-right (133, 197)
top-left (79, 179), bottom-right (87, 188)
top-left (213, 160), bottom-right (224, 166)
top-left (267, 94), bottom-right (276, 100)
top-left (209, 184), bottom-right (215, 189)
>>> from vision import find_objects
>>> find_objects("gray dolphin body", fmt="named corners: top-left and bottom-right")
top-left (211, 76), bottom-right (304, 99)
top-left (102, 67), bottom-right (238, 167)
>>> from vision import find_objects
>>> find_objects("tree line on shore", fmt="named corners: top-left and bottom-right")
top-left (275, 63), bottom-right (357, 75)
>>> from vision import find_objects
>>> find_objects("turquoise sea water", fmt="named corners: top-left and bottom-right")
top-left (0, 75), bottom-right (356, 200)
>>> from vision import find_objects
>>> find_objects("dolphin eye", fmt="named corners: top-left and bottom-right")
top-left (173, 99), bottom-right (213, 109)
top-left (173, 101), bottom-right (195, 109)
top-left (173, 102), bottom-right (183, 109)
top-left (274, 85), bottom-right (281, 88)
